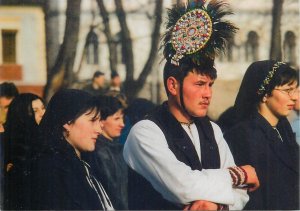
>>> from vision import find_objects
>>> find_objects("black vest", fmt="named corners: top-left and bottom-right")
top-left (128, 102), bottom-right (220, 210)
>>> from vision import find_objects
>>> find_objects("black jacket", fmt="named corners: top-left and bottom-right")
top-left (84, 135), bottom-right (128, 210)
top-left (224, 112), bottom-right (299, 210)
top-left (31, 140), bottom-right (105, 210)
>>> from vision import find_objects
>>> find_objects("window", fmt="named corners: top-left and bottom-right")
top-left (246, 31), bottom-right (259, 62)
top-left (283, 31), bottom-right (296, 66)
top-left (114, 32), bottom-right (125, 64)
top-left (2, 30), bottom-right (17, 64)
top-left (85, 28), bottom-right (99, 65)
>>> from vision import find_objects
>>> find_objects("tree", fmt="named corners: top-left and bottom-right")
top-left (96, 0), bottom-right (118, 73)
top-left (98, 0), bottom-right (163, 100)
top-left (270, 0), bottom-right (284, 60)
top-left (43, 0), bottom-right (81, 101)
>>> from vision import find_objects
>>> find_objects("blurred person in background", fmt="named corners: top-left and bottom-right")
top-left (119, 98), bottom-right (156, 144)
top-left (83, 70), bottom-right (106, 96)
top-left (0, 82), bottom-right (18, 209)
top-left (84, 95), bottom-right (127, 210)
top-left (106, 71), bottom-right (123, 95)
top-left (288, 86), bottom-right (300, 145)
top-left (0, 82), bottom-right (19, 132)
top-left (3, 93), bottom-right (45, 210)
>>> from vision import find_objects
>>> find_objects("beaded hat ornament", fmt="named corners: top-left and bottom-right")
top-left (257, 61), bottom-right (285, 95)
top-left (162, 0), bottom-right (238, 66)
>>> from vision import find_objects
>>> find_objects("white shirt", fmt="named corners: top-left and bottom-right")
top-left (123, 119), bottom-right (249, 210)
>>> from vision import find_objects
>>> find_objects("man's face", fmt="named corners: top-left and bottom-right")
top-left (94, 75), bottom-right (105, 87)
top-left (0, 96), bottom-right (14, 123)
top-left (112, 76), bottom-right (121, 87)
top-left (179, 71), bottom-right (214, 117)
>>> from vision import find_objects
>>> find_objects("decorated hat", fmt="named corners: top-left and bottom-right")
top-left (162, 0), bottom-right (238, 67)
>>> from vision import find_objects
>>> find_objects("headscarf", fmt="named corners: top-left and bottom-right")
top-left (234, 60), bottom-right (298, 121)
top-left (4, 93), bottom-right (44, 165)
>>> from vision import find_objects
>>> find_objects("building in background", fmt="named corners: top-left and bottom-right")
top-left (0, 0), bottom-right (298, 118)
top-left (0, 6), bottom-right (46, 97)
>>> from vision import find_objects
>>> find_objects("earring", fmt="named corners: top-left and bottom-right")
top-left (65, 129), bottom-right (70, 137)
top-left (262, 96), bottom-right (267, 103)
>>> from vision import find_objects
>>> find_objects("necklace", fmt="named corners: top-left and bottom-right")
top-left (272, 126), bottom-right (283, 142)
top-left (179, 121), bottom-right (195, 140)
top-left (179, 121), bottom-right (194, 127)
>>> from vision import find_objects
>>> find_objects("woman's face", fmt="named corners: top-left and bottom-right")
top-left (32, 99), bottom-right (45, 125)
top-left (63, 110), bottom-right (103, 156)
top-left (264, 81), bottom-right (298, 118)
top-left (102, 109), bottom-right (125, 140)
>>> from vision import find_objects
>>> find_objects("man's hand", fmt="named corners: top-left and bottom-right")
top-left (6, 163), bottom-right (13, 172)
top-left (183, 200), bottom-right (218, 211)
top-left (240, 165), bottom-right (260, 192)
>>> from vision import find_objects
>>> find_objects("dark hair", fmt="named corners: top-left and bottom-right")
top-left (95, 95), bottom-right (124, 120)
top-left (234, 60), bottom-right (299, 121)
top-left (125, 98), bottom-right (156, 125)
top-left (39, 89), bottom-right (101, 149)
top-left (4, 93), bottom-right (44, 164)
top-left (93, 71), bottom-right (104, 79)
top-left (111, 71), bottom-right (119, 79)
top-left (163, 59), bottom-right (217, 96)
top-left (0, 82), bottom-right (19, 98)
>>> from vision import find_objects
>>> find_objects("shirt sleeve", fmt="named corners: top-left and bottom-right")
top-left (123, 120), bottom-right (249, 207)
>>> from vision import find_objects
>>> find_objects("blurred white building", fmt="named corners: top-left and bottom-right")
top-left (0, 0), bottom-right (298, 117)
top-left (0, 6), bottom-right (46, 96)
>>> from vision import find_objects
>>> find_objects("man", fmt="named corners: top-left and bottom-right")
top-left (289, 87), bottom-right (300, 144)
top-left (0, 82), bottom-right (18, 209)
top-left (82, 70), bottom-right (106, 96)
top-left (108, 71), bottom-right (123, 93)
top-left (0, 82), bottom-right (19, 131)
top-left (123, 1), bottom-right (260, 210)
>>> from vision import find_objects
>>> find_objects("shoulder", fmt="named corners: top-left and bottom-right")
top-left (130, 119), bottom-right (163, 135)
top-left (125, 120), bottom-right (167, 150)
top-left (36, 149), bottom-right (79, 174)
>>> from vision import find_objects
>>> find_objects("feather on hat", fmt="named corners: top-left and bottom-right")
top-left (162, 0), bottom-right (238, 67)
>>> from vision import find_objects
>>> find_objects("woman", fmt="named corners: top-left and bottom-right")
top-left (84, 95), bottom-right (127, 210)
top-left (224, 60), bottom-right (299, 210)
top-left (31, 89), bottom-right (114, 210)
top-left (3, 93), bottom-right (45, 210)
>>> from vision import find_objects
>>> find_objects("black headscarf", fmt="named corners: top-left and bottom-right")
top-left (234, 60), bottom-right (298, 121)
top-left (4, 93), bottom-right (44, 165)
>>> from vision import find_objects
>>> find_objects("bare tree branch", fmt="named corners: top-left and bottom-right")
top-left (270, 0), bottom-right (283, 60)
top-left (125, 0), bottom-right (163, 99)
top-left (114, 0), bottom-right (135, 81)
top-left (96, 0), bottom-right (118, 72)
top-left (43, 0), bottom-right (81, 101)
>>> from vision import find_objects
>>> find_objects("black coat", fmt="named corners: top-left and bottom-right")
top-left (84, 135), bottom-right (128, 210)
top-left (31, 140), bottom-right (105, 210)
top-left (224, 112), bottom-right (299, 210)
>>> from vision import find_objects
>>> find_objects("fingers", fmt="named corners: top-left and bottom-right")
top-left (183, 204), bottom-right (191, 211)
top-left (185, 200), bottom-right (218, 211)
top-left (240, 165), bottom-right (260, 192)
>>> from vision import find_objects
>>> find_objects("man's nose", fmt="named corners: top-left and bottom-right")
top-left (203, 86), bottom-right (212, 98)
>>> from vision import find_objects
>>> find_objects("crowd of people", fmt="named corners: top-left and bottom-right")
top-left (0, 0), bottom-right (299, 210)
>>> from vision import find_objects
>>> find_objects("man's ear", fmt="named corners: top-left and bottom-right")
top-left (167, 77), bottom-right (178, 96)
